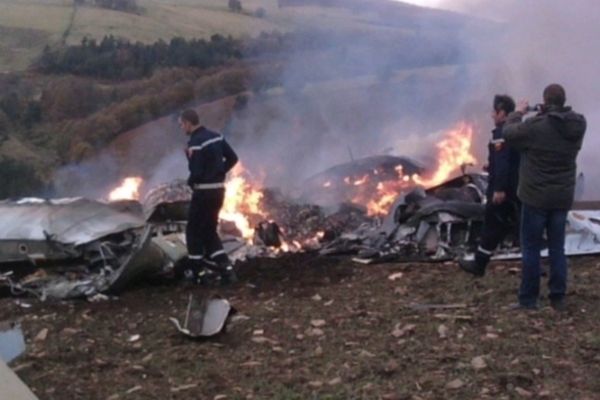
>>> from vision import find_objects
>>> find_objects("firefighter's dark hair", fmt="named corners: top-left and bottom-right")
top-left (180, 109), bottom-right (199, 125)
top-left (543, 84), bottom-right (566, 107)
top-left (493, 95), bottom-right (516, 114)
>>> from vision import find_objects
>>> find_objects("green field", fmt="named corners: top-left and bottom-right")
top-left (0, 0), bottom-right (421, 71)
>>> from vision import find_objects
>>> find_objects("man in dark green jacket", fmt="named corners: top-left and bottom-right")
top-left (504, 84), bottom-right (586, 310)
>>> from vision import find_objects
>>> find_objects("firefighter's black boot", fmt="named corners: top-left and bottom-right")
top-left (217, 263), bottom-right (238, 286)
top-left (459, 249), bottom-right (490, 277)
top-left (209, 252), bottom-right (238, 286)
top-left (197, 267), bottom-right (219, 286)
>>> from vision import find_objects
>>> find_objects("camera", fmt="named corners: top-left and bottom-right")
top-left (526, 104), bottom-right (543, 113)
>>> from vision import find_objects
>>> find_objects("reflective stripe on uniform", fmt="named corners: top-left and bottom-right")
top-left (188, 136), bottom-right (223, 153)
top-left (477, 246), bottom-right (493, 256)
top-left (210, 250), bottom-right (226, 258)
top-left (193, 182), bottom-right (225, 190)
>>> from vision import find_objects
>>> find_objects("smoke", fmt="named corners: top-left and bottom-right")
top-left (51, 0), bottom-right (598, 201)
top-left (446, 0), bottom-right (600, 198)
top-left (225, 9), bottom-right (473, 192)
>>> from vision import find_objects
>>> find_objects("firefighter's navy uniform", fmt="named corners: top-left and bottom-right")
top-left (467, 123), bottom-right (520, 275)
top-left (186, 126), bottom-right (238, 282)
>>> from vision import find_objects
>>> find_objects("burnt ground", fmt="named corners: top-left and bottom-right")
top-left (2, 254), bottom-right (600, 400)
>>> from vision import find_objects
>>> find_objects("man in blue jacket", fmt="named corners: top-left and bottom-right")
top-left (459, 95), bottom-right (520, 276)
top-left (180, 109), bottom-right (239, 285)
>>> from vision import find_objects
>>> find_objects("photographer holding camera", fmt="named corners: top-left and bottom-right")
top-left (504, 84), bottom-right (586, 311)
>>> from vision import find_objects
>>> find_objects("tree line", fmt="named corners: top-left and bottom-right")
top-left (37, 35), bottom-right (243, 80)
top-left (74, 0), bottom-right (140, 13)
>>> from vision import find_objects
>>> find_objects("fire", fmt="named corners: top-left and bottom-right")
top-left (220, 163), bottom-right (268, 239)
top-left (108, 177), bottom-right (143, 201)
top-left (321, 121), bottom-right (477, 217)
top-left (413, 122), bottom-right (477, 187)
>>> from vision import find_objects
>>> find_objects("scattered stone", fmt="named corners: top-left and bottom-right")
top-left (515, 387), bottom-right (533, 398)
top-left (170, 384), bottom-right (198, 392)
top-left (392, 323), bottom-right (416, 338)
top-left (471, 356), bottom-right (487, 370)
top-left (388, 272), bottom-right (404, 281)
top-left (314, 346), bottom-right (323, 356)
top-left (251, 337), bottom-right (270, 344)
top-left (34, 328), bottom-right (49, 342)
top-left (310, 319), bottom-right (326, 328)
top-left (214, 395), bottom-right (227, 400)
top-left (240, 361), bottom-right (261, 368)
top-left (438, 324), bottom-right (449, 339)
top-left (446, 379), bottom-right (464, 389)
top-left (61, 327), bottom-right (79, 336)
top-left (128, 334), bottom-right (141, 342)
top-left (125, 385), bottom-right (142, 394)
top-left (308, 380), bottom-right (323, 388)
top-left (311, 294), bottom-right (322, 301)
top-left (307, 328), bottom-right (324, 337)
top-left (359, 349), bottom-right (376, 358)
top-left (253, 329), bottom-right (264, 336)
top-left (328, 377), bottom-right (342, 386)
top-left (384, 359), bottom-right (399, 374)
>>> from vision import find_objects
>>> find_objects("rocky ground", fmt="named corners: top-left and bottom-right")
top-left (2, 254), bottom-right (600, 400)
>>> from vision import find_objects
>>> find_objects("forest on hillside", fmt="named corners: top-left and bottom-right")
top-left (0, 24), bottom-right (465, 198)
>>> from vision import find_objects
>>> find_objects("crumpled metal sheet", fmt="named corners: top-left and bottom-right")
top-left (0, 198), bottom-right (168, 299)
top-left (0, 321), bottom-right (25, 363)
top-left (0, 198), bottom-right (145, 248)
top-left (142, 180), bottom-right (191, 222)
top-left (170, 295), bottom-right (234, 338)
top-left (0, 357), bottom-right (38, 400)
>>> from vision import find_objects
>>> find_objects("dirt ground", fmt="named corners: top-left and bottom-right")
top-left (2, 254), bottom-right (600, 400)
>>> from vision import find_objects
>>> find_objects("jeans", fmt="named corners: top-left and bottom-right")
top-left (519, 203), bottom-right (568, 307)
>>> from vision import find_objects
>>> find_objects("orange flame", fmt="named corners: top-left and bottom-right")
top-left (413, 122), bottom-right (477, 188)
top-left (108, 177), bottom-right (143, 201)
top-left (220, 163), bottom-right (267, 239)
top-left (349, 121), bottom-right (477, 216)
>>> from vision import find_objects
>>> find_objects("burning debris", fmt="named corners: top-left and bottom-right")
top-left (0, 198), bottom-right (179, 299)
top-left (1, 121), bottom-right (598, 299)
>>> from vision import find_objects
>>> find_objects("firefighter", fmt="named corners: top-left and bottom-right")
top-left (459, 95), bottom-right (520, 276)
top-left (179, 109), bottom-right (239, 285)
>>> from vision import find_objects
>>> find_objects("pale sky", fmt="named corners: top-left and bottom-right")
top-left (398, 0), bottom-right (447, 8)
top-left (394, 0), bottom-right (498, 19)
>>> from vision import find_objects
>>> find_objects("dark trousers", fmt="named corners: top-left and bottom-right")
top-left (186, 188), bottom-right (230, 267)
top-left (519, 204), bottom-right (568, 307)
top-left (475, 199), bottom-right (520, 270)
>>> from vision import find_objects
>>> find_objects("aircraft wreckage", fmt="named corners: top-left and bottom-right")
top-left (1, 166), bottom-right (598, 300)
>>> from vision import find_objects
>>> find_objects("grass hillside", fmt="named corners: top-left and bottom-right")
top-left (0, 0), bottom-right (476, 199)
top-left (0, 0), bottom-right (468, 71)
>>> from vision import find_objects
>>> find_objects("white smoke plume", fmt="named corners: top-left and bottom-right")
top-left (448, 0), bottom-right (599, 198)
top-left (53, 0), bottom-right (598, 201)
